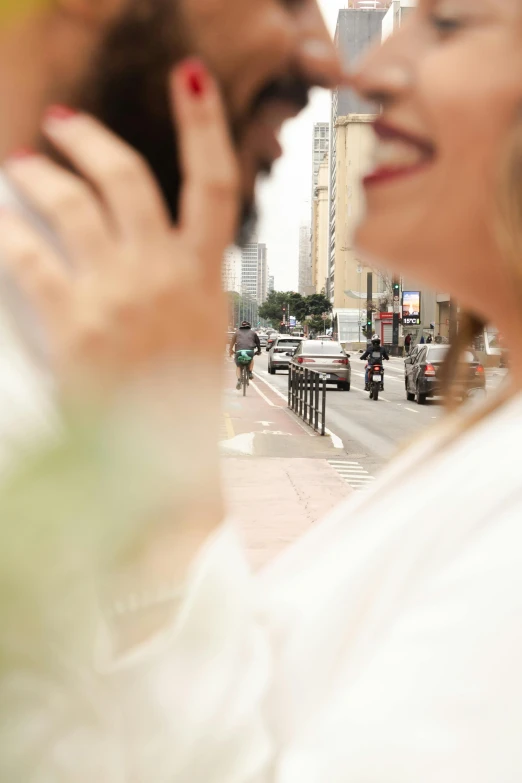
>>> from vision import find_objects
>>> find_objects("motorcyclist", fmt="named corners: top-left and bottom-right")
top-left (229, 321), bottom-right (261, 390)
top-left (361, 335), bottom-right (390, 390)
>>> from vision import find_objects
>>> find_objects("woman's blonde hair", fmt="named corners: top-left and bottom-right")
top-left (435, 125), bottom-right (522, 442)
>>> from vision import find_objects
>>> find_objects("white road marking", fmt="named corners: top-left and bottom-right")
top-left (253, 371), bottom-right (287, 402)
top-left (328, 459), bottom-right (375, 490)
top-left (256, 420), bottom-right (273, 426)
top-left (255, 371), bottom-right (344, 448)
top-left (220, 432), bottom-right (255, 455)
top-left (250, 381), bottom-right (275, 407)
top-left (325, 428), bottom-right (344, 449)
top-left (405, 407), bottom-right (419, 414)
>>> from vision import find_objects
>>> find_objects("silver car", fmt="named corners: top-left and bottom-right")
top-left (291, 340), bottom-right (351, 390)
top-left (268, 336), bottom-right (304, 373)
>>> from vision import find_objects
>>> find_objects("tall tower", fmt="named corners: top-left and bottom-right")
top-left (241, 238), bottom-right (268, 305)
top-left (298, 224), bottom-right (313, 295)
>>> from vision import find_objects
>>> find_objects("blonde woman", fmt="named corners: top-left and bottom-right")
top-left (1, 0), bottom-right (522, 781)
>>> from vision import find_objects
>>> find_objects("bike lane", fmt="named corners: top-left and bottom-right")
top-left (221, 360), bottom-right (353, 570)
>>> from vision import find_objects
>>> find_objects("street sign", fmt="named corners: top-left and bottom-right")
top-left (289, 316), bottom-right (296, 327)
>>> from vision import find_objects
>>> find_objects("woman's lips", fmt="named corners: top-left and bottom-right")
top-left (363, 119), bottom-right (436, 188)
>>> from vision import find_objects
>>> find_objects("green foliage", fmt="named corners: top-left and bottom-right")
top-left (309, 315), bottom-right (331, 333)
top-left (259, 291), bottom-right (332, 328)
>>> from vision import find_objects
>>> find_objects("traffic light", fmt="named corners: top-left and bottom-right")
top-left (393, 280), bottom-right (400, 297)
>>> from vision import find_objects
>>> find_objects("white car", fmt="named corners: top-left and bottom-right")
top-left (268, 336), bottom-right (304, 374)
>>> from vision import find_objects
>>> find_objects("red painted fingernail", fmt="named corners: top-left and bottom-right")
top-left (7, 147), bottom-right (36, 161)
top-left (183, 59), bottom-right (207, 98)
top-left (45, 105), bottom-right (78, 121)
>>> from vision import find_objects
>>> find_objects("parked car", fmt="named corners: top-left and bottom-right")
top-left (266, 333), bottom-right (279, 352)
top-left (268, 336), bottom-right (304, 373)
top-left (405, 344), bottom-right (485, 404)
top-left (291, 340), bottom-right (351, 390)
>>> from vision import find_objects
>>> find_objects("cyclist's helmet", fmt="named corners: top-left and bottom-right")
top-left (241, 321), bottom-right (251, 328)
top-left (371, 334), bottom-right (381, 345)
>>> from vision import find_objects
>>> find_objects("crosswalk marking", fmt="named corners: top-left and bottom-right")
top-left (328, 459), bottom-right (375, 490)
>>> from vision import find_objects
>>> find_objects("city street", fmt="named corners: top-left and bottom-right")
top-left (253, 350), bottom-right (508, 472)
top-left (221, 350), bottom-right (508, 569)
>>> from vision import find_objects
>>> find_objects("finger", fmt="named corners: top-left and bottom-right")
top-left (0, 209), bottom-right (70, 329)
top-left (171, 60), bottom-right (240, 279)
top-left (4, 153), bottom-right (113, 272)
top-left (41, 107), bottom-right (170, 243)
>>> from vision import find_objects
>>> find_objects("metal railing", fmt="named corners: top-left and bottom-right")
top-left (288, 365), bottom-right (326, 436)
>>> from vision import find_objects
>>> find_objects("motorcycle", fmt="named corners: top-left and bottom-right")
top-left (368, 362), bottom-right (384, 401)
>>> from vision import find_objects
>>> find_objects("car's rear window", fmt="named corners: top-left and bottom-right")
top-left (426, 346), bottom-right (449, 361)
top-left (278, 339), bottom-right (301, 346)
top-left (426, 346), bottom-right (475, 363)
top-left (302, 341), bottom-right (344, 355)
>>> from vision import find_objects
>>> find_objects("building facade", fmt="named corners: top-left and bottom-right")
top-left (328, 7), bottom-right (388, 310)
top-left (311, 154), bottom-right (330, 295)
top-left (298, 223), bottom-right (314, 295)
top-left (268, 275), bottom-right (275, 294)
top-left (312, 122), bottom-right (330, 205)
top-left (257, 243), bottom-right (268, 305)
top-left (222, 246), bottom-right (242, 294)
top-left (241, 238), bottom-right (268, 305)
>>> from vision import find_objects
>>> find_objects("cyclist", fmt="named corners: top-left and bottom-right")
top-left (361, 334), bottom-right (389, 390)
top-left (229, 321), bottom-right (261, 390)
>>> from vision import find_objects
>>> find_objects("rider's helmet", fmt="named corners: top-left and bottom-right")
top-left (241, 321), bottom-right (251, 328)
top-left (371, 334), bottom-right (381, 345)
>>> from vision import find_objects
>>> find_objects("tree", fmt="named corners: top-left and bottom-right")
top-left (259, 291), bottom-right (306, 327)
top-left (302, 293), bottom-right (332, 318)
top-left (309, 315), bottom-right (331, 334)
top-left (259, 290), bottom-right (333, 329)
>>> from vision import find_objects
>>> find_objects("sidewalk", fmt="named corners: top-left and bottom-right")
top-left (221, 360), bottom-right (353, 570)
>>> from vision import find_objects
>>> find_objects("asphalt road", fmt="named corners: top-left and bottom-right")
top-left (253, 350), bottom-right (508, 474)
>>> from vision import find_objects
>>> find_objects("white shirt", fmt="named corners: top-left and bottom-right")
top-left (0, 175), bottom-right (521, 781)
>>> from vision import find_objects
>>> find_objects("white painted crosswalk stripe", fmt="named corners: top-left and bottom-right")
top-left (328, 459), bottom-right (376, 490)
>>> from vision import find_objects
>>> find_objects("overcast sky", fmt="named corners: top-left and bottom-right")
top-left (256, 0), bottom-right (346, 292)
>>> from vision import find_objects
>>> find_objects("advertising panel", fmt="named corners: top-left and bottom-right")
top-left (402, 291), bottom-right (421, 326)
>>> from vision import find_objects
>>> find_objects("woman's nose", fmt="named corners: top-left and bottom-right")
top-left (350, 35), bottom-right (413, 107)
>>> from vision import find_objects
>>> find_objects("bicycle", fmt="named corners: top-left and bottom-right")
top-left (239, 362), bottom-right (249, 396)
top-left (234, 349), bottom-right (256, 396)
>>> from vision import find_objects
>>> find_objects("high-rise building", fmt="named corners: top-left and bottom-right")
top-left (268, 275), bottom-right (275, 294)
top-left (241, 238), bottom-right (268, 305)
top-left (312, 123), bottom-right (330, 205)
top-left (310, 123), bottom-right (330, 295)
top-left (298, 224), bottom-right (314, 295)
top-left (312, 154), bottom-right (330, 295)
top-left (222, 246), bottom-right (241, 293)
top-left (328, 7), bottom-right (389, 311)
top-left (257, 243), bottom-right (268, 305)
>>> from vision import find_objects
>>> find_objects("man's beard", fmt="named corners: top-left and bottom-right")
top-left (73, 1), bottom-right (309, 246)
